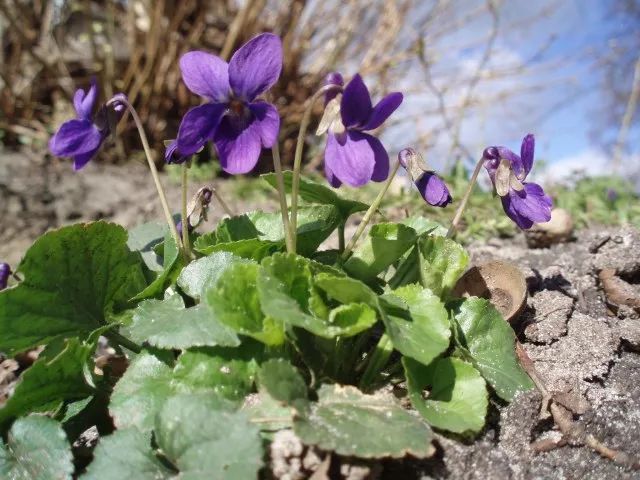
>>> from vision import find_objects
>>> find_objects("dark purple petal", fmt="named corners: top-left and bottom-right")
top-left (165, 139), bottom-right (190, 164)
top-left (73, 80), bottom-right (98, 120)
top-left (229, 33), bottom-right (282, 101)
top-left (362, 92), bottom-right (403, 131)
top-left (73, 150), bottom-right (99, 171)
top-left (483, 145), bottom-right (523, 178)
top-left (416, 172), bottom-right (452, 207)
top-left (248, 101), bottom-right (280, 148)
top-left (177, 103), bottom-right (226, 156)
top-left (214, 115), bottom-right (263, 174)
top-left (49, 119), bottom-right (103, 157)
top-left (324, 72), bottom-right (344, 105)
top-left (502, 181), bottom-right (552, 229)
top-left (324, 131), bottom-right (376, 187)
top-left (324, 162), bottom-right (343, 188)
top-left (520, 133), bottom-right (535, 178)
top-left (0, 263), bottom-right (11, 290)
top-left (180, 51), bottom-right (230, 102)
top-left (364, 134), bottom-right (389, 182)
top-left (340, 74), bottom-right (372, 129)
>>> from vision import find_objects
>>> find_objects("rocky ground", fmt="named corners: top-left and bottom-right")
top-left (1, 152), bottom-right (639, 479)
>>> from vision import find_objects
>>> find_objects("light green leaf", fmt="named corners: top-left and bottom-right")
top-left (262, 171), bottom-right (368, 220)
top-left (129, 294), bottom-right (240, 350)
top-left (127, 221), bottom-right (167, 272)
top-left (453, 297), bottom-right (533, 401)
top-left (155, 394), bottom-right (263, 479)
top-left (177, 252), bottom-right (248, 300)
top-left (132, 233), bottom-right (181, 301)
top-left (0, 222), bottom-right (146, 354)
top-left (258, 359), bottom-right (308, 411)
top-left (215, 214), bottom-right (260, 242)
top-left (110, 348), bottom-right (259, 431)
top-left (208, 262), bottom-right (285, 345)
top-left (241, 392), bottom-right (294, 432)
top-left (381, 285), bottom-right (450, 366)
top-left (417, 235), bottom-right (469, 298)
top-left (80, 429), bottom-right (173, 480)
top-left (403, 357), bottom-right (487, 434)
top-left (0, 338), bottom-right (95, 427)
top-left (0, 416), bottom-right (73, 480)
top-left (249, 205), bottom-right (341, 256)
top-left (294, 384), bottom-right (433, 458)
top-left (327, 303), bottom-right (377, 337)
top-left (343, 223), bottom-right (417, 282)
top-left (400, 217), bottom-right (447, 236)
top-left (201, 238), bottom-right (283, 260)
top-left (313, 273), bottom-right (379, 308)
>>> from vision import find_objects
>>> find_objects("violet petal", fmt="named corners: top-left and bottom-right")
top-left (340, 74), bottom-right (372, 129)
top-left (228, 33), bottom-right (282, 101)
top-left (364, 133), bottom-right (389, 182)
top-left (214, 115), bottom-right (263, 174)
top-left (248, 101), bottom-right (280, 148)
top-left (362, 92), bottom-right (403, 131)
top-left (73, 150), bottom-right (98, 171)
top-left (49, 119), bottom-right (103, 157)
top-left (179, 51), bottom-right (230, 102)
top-left (324, 130), bottom-right (376, 187)
top-left (416, 172), bottom-right (452, 207)
top-left (73, 80), bottom-right (98, 120)
top-left (177, 103), bottom-right (226, 156)
top-left (324, 162), bottom-right (343, 188)
top-left (520, 133), bottom-right (535, 178)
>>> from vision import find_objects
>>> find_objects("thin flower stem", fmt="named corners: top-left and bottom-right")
top-left (180, 163), bottom-right (192, 260)
top-left (211, 187), bottom-right (235, 217)
top-left (291, 84), bottom-right (342, 253)
top-left (446, 157), bottom-right (485, 239)
top-left (358, 333), bottom-right (393, 391)
top-left (341, 161), bottom-right (401, 260)
top-left (338, 224), bottom-right (345, 253)
top-left (105, 330), bottom-right (141, 354)
top-left (271, 142), bottom-right (294, 253)
top-left (109, 97), bottom-right (181, 247)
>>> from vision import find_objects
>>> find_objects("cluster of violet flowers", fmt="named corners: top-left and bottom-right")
top-left (47, 32), bottom-right (552, 261)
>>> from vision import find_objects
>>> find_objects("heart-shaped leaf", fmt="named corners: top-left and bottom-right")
top-left (258, 359), bottom-right (309, 411)
top-left (177, 252), bottom-right (249, 301)
top-left (417, 235), bottom-right (469, 298)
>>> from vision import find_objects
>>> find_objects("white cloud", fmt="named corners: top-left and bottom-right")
top-left (539, 148), bottom-right (640, 185)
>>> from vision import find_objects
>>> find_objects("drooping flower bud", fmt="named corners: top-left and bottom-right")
top-left (398, 148), bottom-right (452, 208)
top-left (0, 263), bottom-right (11, 290)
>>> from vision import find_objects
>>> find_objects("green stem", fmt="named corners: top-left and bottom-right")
top-left (341, 161), bottom-right (401, 260)
top-left (180, 162), bottom-right (191, 260)
top-left (105, 330), bottom-right (142, 354)
top-left (211, 187), bottom-right (235, 217)
top-left (359, 334), bottom-right (393, 391)
top-left (338, 224), bottom-right (345, 253)
top-left (446, 157), bottom-right (485, 238)
top-left (291, 84), bottom-right (342, 253)
top-left (271, 142), bottom-right (294, 253)
top-left (109, 97), bottom-right (181, 247)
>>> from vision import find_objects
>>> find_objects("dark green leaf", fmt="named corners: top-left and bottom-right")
top-left (381, 285), bottom-right (450, 366)
top-left (294, 384), bottom-right (433, 458)
top-left (208, 262), bottom-right (285, 345)
top-left (129, 294), bottom-right (240, 349)
top-left (215, 214), bottom-right (260, 242)
top-left (0, 416), bottom-right (73, 480)
top-left (0, 338), bottom-right (95, 427)
top-left (417, 235), bottom-right (469, 298)
top-left (0, 222), bottom-right (146, 354)
top-left (343, 223), bottom-right (417, 282)
top-left (262, 171), bottom-right (368, 220)
top-left (403, 356), bottom-right (487, 433)
top-left (453, 297), bottom-right (533, 401)
top-left (258, 359), bottom-right (308, 411)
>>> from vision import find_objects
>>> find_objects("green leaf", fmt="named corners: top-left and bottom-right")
top-left (241, 392), bottom-right (294, 432)
top-left (129, 294), bottom-right (240, 350)
top-left (327, 303), bottom-right (378, 336)
top-left (314, 273), bottom-right (379, 308)
top-left (155, 394), bottom-right (263, 479)
top-left (127, 221), bottom-right (167, 272)
top-left (343, 223), bottom-right (417, 282)
top-left (417, 235), bottom-right (469, 298)
top-left (249, 205), bottom-right (341, 256)
top-left (80, 429), bottom-right (173, 480)
top-left (0, 338), bottom-right (95, 427)
top-left (132, 233), bottom-right (181, 301)
top-left (453, 297), bottom-right (533, 401)
top-left (215, 214), bottom-right (260, 242)
top-left (258, 359), bottom-right (308, 411)
top-left (86, 394), bottom-right (263, 480)
top-left (403, 357), bottom-right (487, 434)
top-left (381, 285), bottom-right (451, 366)
top-left (177, 252), bottom-right (248, 301)
top-left (201, 238), bottom-right (283, 260)
top-left (0, 222), bottom-right (146, 354)
top-left (262, 171), bottom-right (368, 220)
top-left (0, 416), bottom-right (73, 480)
top-left (110, 348), bottom-right (259, 431)
top-left (208, 262), bottom-right (285, 345)
top-left (400, 216), bottom-right (447, 236)
top-left (294, 384), bottom-right (433, 458)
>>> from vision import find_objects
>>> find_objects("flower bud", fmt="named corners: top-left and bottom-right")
top-left (0, 263), bottom-right (11, 290)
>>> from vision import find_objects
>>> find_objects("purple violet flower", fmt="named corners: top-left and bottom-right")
top-left (322, 74), bottom-right (403, 188)
top-left (0, 263), bottom-right (11, 290)
top-left (49, 79), bottom-right (114, 170)
top-left (398, 148), bottom-right (452, 208)
top-left (164, 140), bottom-right (190, 164)
top-left (176, 33), bottom-right (282, 174)
top-left (483, 134), bottom-right (552, 229)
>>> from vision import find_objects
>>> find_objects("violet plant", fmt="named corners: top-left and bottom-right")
top-left (0, 33), bottom-right (553, 478)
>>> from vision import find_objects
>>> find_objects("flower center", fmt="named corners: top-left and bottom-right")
top-left (229, 99), bottom-right (246, 117)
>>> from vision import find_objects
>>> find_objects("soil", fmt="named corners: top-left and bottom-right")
top-left (1, 151), bottom-right (639, 479)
